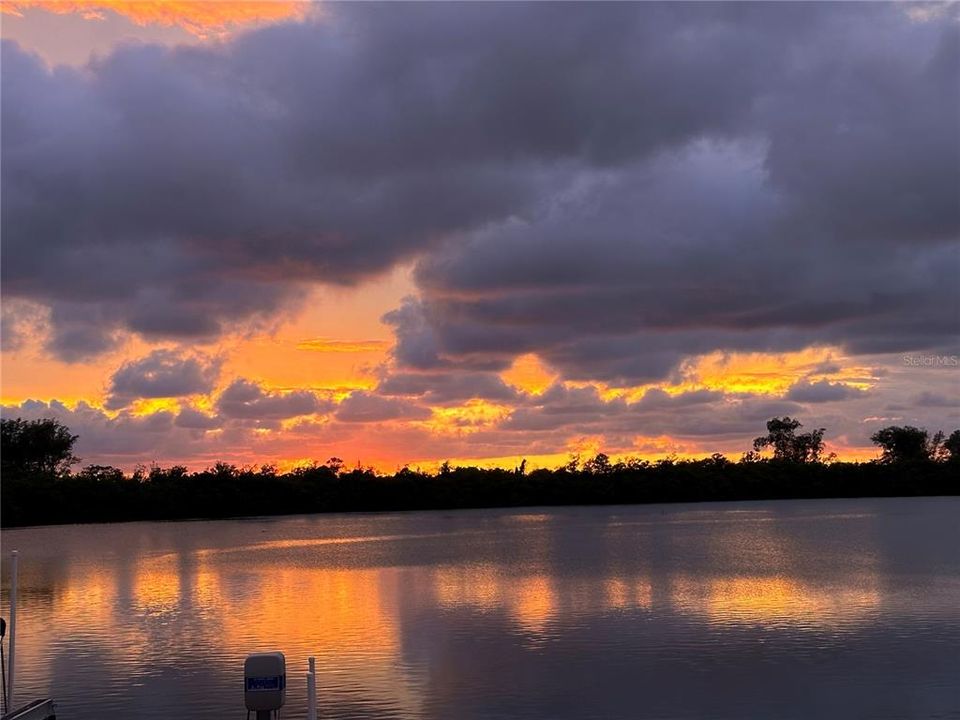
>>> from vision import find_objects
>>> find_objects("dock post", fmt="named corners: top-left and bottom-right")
top-left (307, 656), bottom-right (317, 720)
top-left (8, 550), bottom-right (18, 711)
top-left (306, 671), bottom-right (317, 720)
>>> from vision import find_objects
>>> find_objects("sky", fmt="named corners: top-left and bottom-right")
top-left (1, 1), bottom-right (958, 472)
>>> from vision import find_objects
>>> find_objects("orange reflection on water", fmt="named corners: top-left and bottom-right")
top-left (133, 554), bottom-right (181, 615)
top-left (209, 563), bottom-right (423, 716)
top-left (436, 567), bottom-right (657, 633)
top-left (434, 563), bottom-right (502, 610)
top-left (605, 577), bottom-right (653, 610)
top-left (10, 546), bottom-right (423, 716)
top-left (60, 565), bottom-right (116, 626)
top-left (433, 567), bottom-right (558, 634)
top-left (671, 573), bottom-right (881, 629)
top-left (511, 575), bottom-right (556, 633)
top-left (2, 504), bottom-right (898, 720)
top-left (190, 563), bottom-right (223, 610)
top-left (199, 561), bottom-right (400, 660)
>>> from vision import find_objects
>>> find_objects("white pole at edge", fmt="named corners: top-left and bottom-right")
top-left (307, 656), bottom-right (317, 720)
top-left (306, 671), bottom-right (317, 720)
top-left (8, 550), bottom-right (18, 711)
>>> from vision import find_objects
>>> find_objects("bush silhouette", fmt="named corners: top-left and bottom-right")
top-left (2, 417), bottom-right (957, 527)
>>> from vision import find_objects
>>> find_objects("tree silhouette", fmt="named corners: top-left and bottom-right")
top-left (870, 426), bottom-right (944, 464)
top-left (583, 453), bottom-right (613, 474)
top-left (2, 416), bottom-right (958, 527)
top-left (76, 464), bottom-right (125, 483)
top-left (1, 417), bottom-right (79, 475)
top-left (945, 430), bottom-right (960, 463)
top-left (752, 417), bottom-right (826, 463)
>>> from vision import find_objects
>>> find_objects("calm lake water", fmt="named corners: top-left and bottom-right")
top-left (2, 497), bottom-right (959, 719)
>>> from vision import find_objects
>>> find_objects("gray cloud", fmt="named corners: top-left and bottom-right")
top-left (6, 356), bottom-right (955, 469)
top-left (501, 384), bottom-right (627, 433)
top-left (913, 391), bottom-right (960, 408)
top-left (335, 391), bottom-right (431, 423)
top-left (105, 349), bottom-right (222, 409)
top-left (5, 4), bottom-right (954, 367)
top-left (786, 380), bottom-right (866, 404)
top-left (215, 379), bottom-right (328, 420)
top-left (634, 388), bottom-right (724, 409)
top-left (0, 298), bottom-right (46, 352)
top-left (496, 383), bottom-right (802, 441)
top-left (398, 6), bottom-right (957, 383)
top-left (1, 399), bottom-right (175, 460)
top-left (174, 406), bottom-right (224, 430)
top-left (376, 370), bottom-right (519, 405)
top-left (410, 130), bottom-right (958, 383)
top-left (809, 361), bottom-right (844, 376)
top-left (0, 397), bottom-right (322, 467)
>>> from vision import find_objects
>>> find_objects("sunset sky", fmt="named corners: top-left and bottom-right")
top-left (1, 1), bottom-right (958, 472)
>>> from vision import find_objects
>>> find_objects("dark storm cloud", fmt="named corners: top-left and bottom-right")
top-left (501, 384), bottom-right (627, 433)
top-left (634, 388), bottom-right (724, 409)
top-left (913, 391), bottom-right (960, 408)
top-left (401, 7), bottom-right (959, 382)
top-left (2, 3), bottom-right (957, 370)
top-left (411, 133), bottom-right (958, 383)
top-left (105, 349), bottom-right (222, 409)
top-left (786, 380), bottom-right (866, 404)
top-left (809, 361), bottom-right (844, 377)
top-left (498, 383), bottom-right (807, 440)
top-left (377, 370), bottom-right (519, 405)
top-left (215, 379), bottom-right (328, 420)
top-left (174, 406), bottom-right (224, 430)
top-left (334, 391), bottom-right (431, 423)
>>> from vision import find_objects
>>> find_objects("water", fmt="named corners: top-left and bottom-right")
top-left (2, 497), bottom-right (959, 719)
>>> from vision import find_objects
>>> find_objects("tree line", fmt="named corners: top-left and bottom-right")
top-left (1, 416), bottom-right (957, 527)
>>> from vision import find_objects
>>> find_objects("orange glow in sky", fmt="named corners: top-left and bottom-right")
top-left (500, 353), bottom-right (557, 395)
top-left (678, 348), bottom-right (877, 396)
top-left (297, 338), bottom-right (390, 354)
top-left (1, 1), bottom-right (311, 38)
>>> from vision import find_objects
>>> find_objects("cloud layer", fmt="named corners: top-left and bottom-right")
top-left (2, 4), bottom-right (957, 469)
top-left (4, 4), bottom-right (956, 369)
top-left (106, 349), bottom-right (222, 409)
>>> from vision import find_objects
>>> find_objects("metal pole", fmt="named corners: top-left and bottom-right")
top-left (306, 671), bottom-right (317, 720)
top-left (307, 657), bottom-right (317, 720)
top-left (1, 621), bottom-right (7, 715)
top-left (7, 550), bottom-right (18, 711)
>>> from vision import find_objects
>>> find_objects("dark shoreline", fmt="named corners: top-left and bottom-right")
top-left (3, 459), bottom-right (956, 528)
